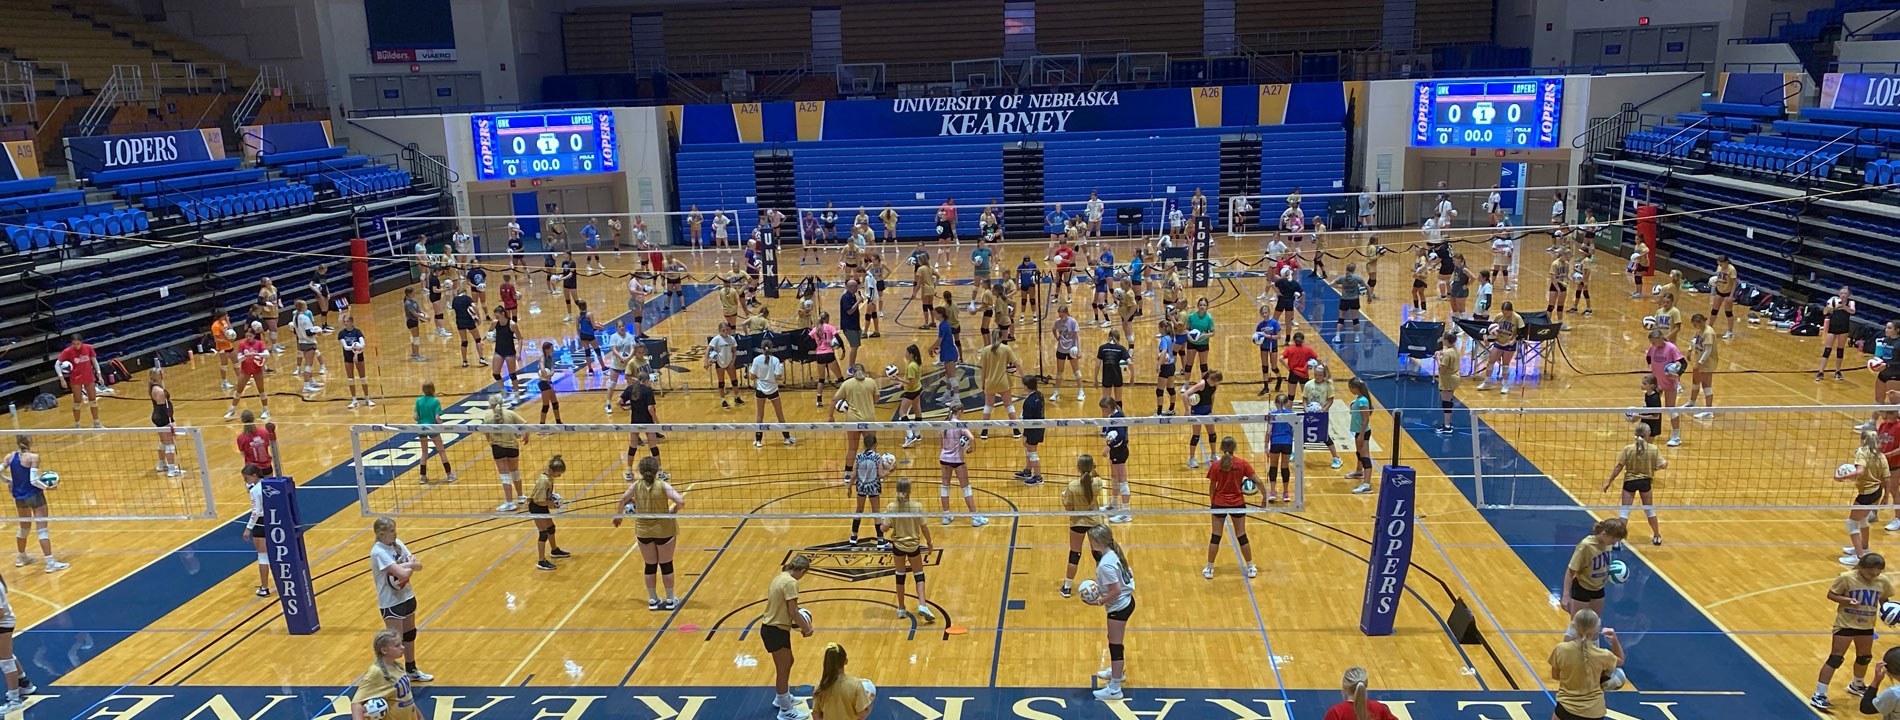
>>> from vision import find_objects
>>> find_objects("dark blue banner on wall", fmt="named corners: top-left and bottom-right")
top-left (672, 83), bottom-right (1351, 145)
top-left (64, 128), bottom-right (226, 180)
top-left (1823, 72), bottom-right (1900, 112)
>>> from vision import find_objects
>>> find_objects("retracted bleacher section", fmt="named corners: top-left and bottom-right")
top-left (674, 124), bottom-right (1348, 243)
top-left (0, 121), bottom-right (446, 407)
top-left (794, 138), bottom-right (1003, 238)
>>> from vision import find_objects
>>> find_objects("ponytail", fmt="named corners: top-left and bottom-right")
top-left (1076, 455), bottom-right (1098, 508)
top-left (1219, 436), bottom-right (1237, 473)
top-left (1086, 524), bottom-right (1129, 576)
top-left (1342, 667), bottom-right (1370, 720)
top-left (637, 455), bottom-right (661, 486)
top-left (815, 642), bottom-right (848, 699)
top-left (895, 478), bottom-right (912, 505)
top-left (547, 454), bottom-right (567, 474)
top-left (488, 393), bottom-right (505, 423)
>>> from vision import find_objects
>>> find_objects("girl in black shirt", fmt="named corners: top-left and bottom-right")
top-left (1014, 376), bottom-right (1046, 486)
top-left (1097, 329), bottom-right (1130, 404)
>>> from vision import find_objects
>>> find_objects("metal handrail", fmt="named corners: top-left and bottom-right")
top-left (1789, 126), bottom-right (1862, 182)
top-left (1758, 77), bottom-right (1801, 107)
top-left (1570, 71), bottom-right (1704, 148)
top-left (1844, 8), bottom-right (1898, 38)
top-left (1658, 115), bottom-right (1712, 156)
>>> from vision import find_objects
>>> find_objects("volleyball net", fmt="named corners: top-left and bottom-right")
top-left (5, 426), bottom-right (216, 521)
top-left (349, 411), bottom-right (1320, 521)
top-left (1470, 404), bottom-right (1894, 511)
top-left (1227, 183), bottom-right (1631, 241)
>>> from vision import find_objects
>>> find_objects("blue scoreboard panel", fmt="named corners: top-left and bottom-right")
top-left (1410, 78), bottom-right (1564, 149)
top-left (471, 110), bottom-right (619, 180)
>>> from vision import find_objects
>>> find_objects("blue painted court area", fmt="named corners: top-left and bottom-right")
top-left (1287, 272), bottom-right (1813, 719)
top-left (16, 286), bottom-right (710, 686)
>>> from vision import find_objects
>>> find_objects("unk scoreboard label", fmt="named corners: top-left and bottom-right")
top-left (1410, 77), bottom-right (1564, 149)
top-left (471, 109), bottom-right (620, 180)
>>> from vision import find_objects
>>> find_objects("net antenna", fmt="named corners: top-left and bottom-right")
top-left (351, 413), bottom-right (1312, 521)
top-left (1, 427), bottom-right (215, 522)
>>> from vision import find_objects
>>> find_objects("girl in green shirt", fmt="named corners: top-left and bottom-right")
top-left (414, 380), bottom-right (456, 483)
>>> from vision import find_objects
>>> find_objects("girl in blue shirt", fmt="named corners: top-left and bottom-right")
top-left (1346, 378), bottom-right (1374, 494)
top-left (1154, 327), bottom-right (1177, 416)
top-left (1266, 394), bottom-right (1295, 504)
top-left (1091, 250), bottom-right (1115, 327)
top-left (1254, 306), bottom-right (1281, 396)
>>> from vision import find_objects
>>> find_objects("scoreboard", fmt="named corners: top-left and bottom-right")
top-left (1411, 78), bottom-right (1564, 149)
top-left (471, 110), bottom-right (619, 180)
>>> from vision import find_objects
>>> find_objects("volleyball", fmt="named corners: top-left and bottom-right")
top-left (1651, 283), bottom-right (1666, 295)
top-left (1629, 252), bottom-right (1641, 262)
top-left (862, 678), bottom-right (877, 696)
top-left (958, 433), bottom-right (972, 450)
top-left (801, 299), bottom-right (813, 310)
top-left (1240, 477), bottom-right (1259, 495)
top-left (1872, 358), bottom-right (1888, 372)
top-left (833, 398), bottom-right (850, 413)
top-left (39, 471), bottom-right (58, 489)
top-left (55, 360), bottom-right (72, 375)
top-left (1607, 559), bottom-right (1629, 584)
top-left (829, 336), bottom-right (843, 350)
top-left (1839, 463), bottom-right (1861, 479)
top-left (1105, 429), bottom-right (1123, 446)
top-left (1188, 393), bottom-right (1202, 406)
top-left (223, 328), bottom-right (237, 340)
top-left (906, 256), bottom-right (918, 266)
top-left (1077, 579), bottom-right (1101, 604)
top-left (1187, 329), bottom-right (1204, 343)
top-left (1880, 601), bottom-right (1900, 626)
top-left (1572, 272), bottom-right (1583, 281)
top-left (1601, 667), bottom-right (1627, 691)
top-left (1485, 323), bottom-right (1501, 337)
top-left (1252, 331), bottom-right (1268, 347)
top-left (884, 364), bottom-right (899, 377)
top-left (879, 453), bottom-right (896, 471)
top-left (250, 321), bottom-right (264, 333)
top-left (798, 607), bottom-right (813, 627)
top-left (1306, 402), bottom-right (1323, 412)
top-left (362, 697), bottom-right (389, 720)
top-left (1664, 361), bottom-right (1684, 376)
top-left (1641, 317), bottom-right (1657, 330)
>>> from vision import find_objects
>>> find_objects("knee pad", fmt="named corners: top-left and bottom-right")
top-left (1828, 654), bottom-right (1846, 668)
top-left (894, 571), bottom-right (908, 587)
top-left (14, 528), bottom-right (24, 540)
top-left (912, 572), bottom-right (926, 584)
top-left (1117, 482), bottom-right (1129, 495)
top-left (1069, 550), bottom-right (1083, 565)
top-left (628, 446), bottom-right (640, 457)
top-left (941, 485), bottom-right (951, 498)
top-left (1236, 534), bottom-right (1250, 546)
top-left (1644, 509), bottom-right (1658, 519)
top-left (1442, 399), bottom-right (1454, 409)
top-left (162, 444), bottom-right (174, 454)
top-left (1026, 451), bottom-right (1039, 461)
top-left (36, 529), bottom-right (47, 541)
top-left (403, 628), bottom-right (417, 643)
top-left (1848, 517), bottom-right (1862, 533)
top-left (550, 401), bottom-right (560, 410)
top-left (963, 485), bottom-right (974, 498)
top-left (1859, 654), bottom-right (1875, 666)
top-left (1724, 310), bottom-right (1734, 317)
top-left (257, 551), bottom-right (268, 565)
top-left (538, 528), bottom-right (553, 541)
top-left (1109, 643), bottom-right (1125, 660)
top-left (0, 656), bottom-right (17, 673)
top-left (644, 562), bottom-right (659, 576)
top-left (434, 313), bottom-right (444, 320)
top-left (660, 562), bottom-right (674, 575)
top-left (1209, 533), bottom-right (1223, 545)
top-left (461, 341), bottom-right (469, 349)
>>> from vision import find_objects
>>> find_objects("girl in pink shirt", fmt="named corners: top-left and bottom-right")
top-left (1644, 329), bottom-right (1684, 446)
top-left (810, 314), bottom-right (843, 407)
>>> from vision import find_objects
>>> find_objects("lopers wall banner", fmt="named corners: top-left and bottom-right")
top-left (671, 82), bottom-right (1353, 145)
top-left (1821, 72), bottom-right (1900, 113)
top-left (64, 128), bottom-right (226, 180)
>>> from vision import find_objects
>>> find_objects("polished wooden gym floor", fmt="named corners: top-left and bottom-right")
top-left (2, 229), bottom-right (1859, 719)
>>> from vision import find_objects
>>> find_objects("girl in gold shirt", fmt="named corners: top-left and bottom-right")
top-left (1549, 608), bottom-right (1624, 720)
top-left (613, 456), bottom-right (684, 610)
top-left (1840, 430), bottom-right (1893, 565)
top-left (1059, 455), bottom-right (1106, 598)
top-left (1812, 553), bottom-right (1894, 710)
top-left (351, 629), bottom-right (422, 720)
top-left (811, 643), bottom-right (876, 720)
top-left (528, 455), bottom-right (571, 571)
top-left (1433, 333), bottom-right (1461, 434)
top-left (1709, 256), bottom-right (1738, 338)
top-left (883, 478), bottom-right (936, 621)
top-left (1602, 423), bottom-right (1668, 546)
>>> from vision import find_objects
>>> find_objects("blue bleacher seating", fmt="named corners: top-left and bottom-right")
top-left (0, 177), bottom-right (57, 199)
top-left (259, 146), bottom-right (348, 166)
top-left (279, 155), bottom-right (370, 177)
top-left (1046, 134), bottom-right (1215, 233)
top-left (1702, 102), bottom-right (1785, 119)
top-left (0, 190), bottom-right (86, 216)
top-left (88, 158), bottom-right (243, 186)
top-left (793, 137), bottom-right (1003, 239)
top-left (115, 168), bottom-right (266, 199)
top-left (1801, 107), bottom-right (1900, 128)
top-left (674, 149), bottom-right (758, 245)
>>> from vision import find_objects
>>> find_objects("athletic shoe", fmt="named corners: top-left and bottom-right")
top-left (221, 381), bottom-right (234, 390)
top-left (1476, 381), bottom-right (1490, 391)
top-left (1693, 411), bottom-right (1713, 420)
top-left (260, 410), bottom-right (271, 420)
top-left (1344, 470), bottom-right (1364, 480)
top-left (1013, 469), bottom-right (1031, 479)
top-left (1811, 693), bottom-right (1832, 710)
top-left (1187, 457), bottom-right (1199, 468)
top-left (1059, 584), bottom-right (1073, 598)
top-left (1816, 372), bottom-right (1825, 381)
top-left (1, 697), bottom-right (23, 714)
top-left (406, 669), bottom-right (434, 683)
top-left (1077, 390), bottom-right (1085, 401)
top-left (1435, 425), bottom-right (1454, 435)
top-left (549, 548), bottom-right (572, 559)
top-left (980, 429), bottom-right (989, 440)
top-left (902, 434), bottom-right (920, 449)
top-left (444, 473), bottom-right (458, 483)
top-left (1330, 457), bottom-right (1343, 469)
top-left (1202, 565), bottom-right (1214, 579)
top-left (366, 399), bottom-right (376, 407)
top-left (916, 605), bottom-right (937, 623)
top-left (1092, 684), bottom-right (1124, 701)
top-left (348, 400), bottom-right (359, 409)
top-left (1838, 372), bottom-right (1847, 381)
top-left (1025, 475), bottom-right (1045, 486)
top-left (663, 598), bottom-right (678, 610)
top-left (1885, 518), bottom-right (1900, 532)
top-left (1842, 554), bottom-right (1863, 566)
top-left (1721, 331), bottom-right (1733, 339)
top-left (896, 608), bottom-right (911, 619)
top-left (1850, 680), bottom-right (1869, 697)
top-left (785, 436), bottom-right (798, 445)
top-left (1666, 433), bottom-right (1681, 447)
top-left (1352, 482), bottom-right (1373, 495)
top-left (256, 586), bottom-right (270, 597)
top-left (648, 598), bottom-right (662, 611)
top-left (1651, 535), bottom-right (1663, 546)
top-left (11, 555), bottom-right (28, 568)
top-left (1256, 386), bottom-right (1270, 396)
top-left (1330, 334), bottom-right (1341, 344)
top-left (497, 502), bottom-right (518, 512)
top-left (755, 440), bottom-right (763, 448)
top-left (537, 560), bottom-right (557, 571)
top-left (43, 559), bottom-right (68, 573)
top-left (1095, 668), bottom-right (1114, 680)
top-left (1499, 386), bottom-right (1509, 395)
top-left (1246, 564), bottom-right (1258, 579)
top-left (776, 708), bottom-right (811, 720)
top-left (1109, 514), bottom-right (1131, 524)
top-left (970, 516), bottom-right (990, 527)
top-left (1012, 429), bottom-right (1023, 438)
top-left (942, 516), bottom-right (952, 526)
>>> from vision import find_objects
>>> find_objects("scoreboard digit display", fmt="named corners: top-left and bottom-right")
top-left (471, 110), bottom-right (619, 180)
top-left (1410, 78), bottom-right (1564, 149)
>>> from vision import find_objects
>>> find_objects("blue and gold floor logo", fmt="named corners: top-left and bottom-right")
top-left (874, 363), bottom-right (1020, 419)
top-left (786, 541), bottom-right (943, 582)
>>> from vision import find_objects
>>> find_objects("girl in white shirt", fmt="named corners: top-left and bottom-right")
top-left (1085, 524), bottom-right (1135, 700)
top-left (938, 402), bottom-right (984, 527)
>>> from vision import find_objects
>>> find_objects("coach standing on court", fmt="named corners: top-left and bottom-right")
top-left (840, 279), bottom-right (865, 370)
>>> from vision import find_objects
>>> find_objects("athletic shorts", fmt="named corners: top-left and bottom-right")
top-left (1056, 350), bottom-right (1075, 361)
top-left (1836, 627), bottom-right (1877, 637)
top-left (902, 390), bottom-right (921, 401)
top-left (1276, 299), bottom-right (1296, 312)
top-left (1621, 476), bottom-right (1652, 494)
top-left (1553, 705), bottom-right (1602, 720)
top-left (1881, 365), bottom-right (1900, 384)
top-left (1569, 579), bottom-right (1605, 603)
top-left (1549, 282), bottom-right (1567, 295)
top-left (343, 351), bottom-right (365, 364)
top-left (637, 536), bottom-right (675, 545)
top-left (380, 597), bottom-right (418, 620)
top-left (1494, 343), bottom-right (1517, 354)
top-left (891, 546), bottom-right (921, 558)
top-left (12, 493), bottom-right (43, 510)
top-left (843, 330), bottom-right (862, 348)
top-left (1339, 299), bottom-right (1360, 312)
top-left (1189, 340), bottom-right (1211, 352)
top-left (1108, 445), bottom-right (1130, 465)
top-left (940, 460), bottom-right (965, 469)
top-left (297, 341), bottom-right (317, 352)
top-left (1023, 428), bottom-right (1044, 445)
top-left (1413, 279), bottom-right (1427, 289)
top-left (492, 445), bottom-right (519, 460)
top-left (528, 501), bottom-right (552, 515)
top-left (1212, 503), bottom-right (1249, 518)
top-left (757, 389), bottom-right (780, 400)
top-left (1158, 363), bottom-right (1175, 378)
top-left (1106, 597), bottom-right (1136, 622)
top-left (1191, 405), bottom-right (1212, 416)
top-left (761, 624), bottom-right (793, 653)
top-left (1857, 489), bottom-right (1885, 506)
top-left (1270, 443), bottom-right (1293, 455)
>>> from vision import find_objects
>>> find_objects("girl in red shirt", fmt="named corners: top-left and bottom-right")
top-left (1322, 667), bottom-right (1399, 720)
top-left (1203, 436), bottom-right (1258, 580)
top-left (226, 326), bottom-right (271, 420)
